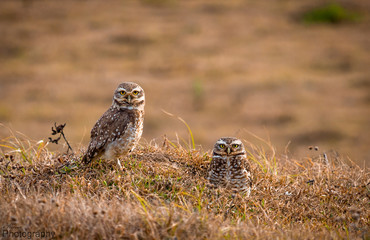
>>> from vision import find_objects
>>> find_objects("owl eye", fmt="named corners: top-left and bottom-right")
top-left (232, 144), bottom-right (239, 148)
top-left (119, 91), bottom-right (126, 95)
top-left (219, 144), bottom-right (225, 148)
top-left (132, 90), bottom-right (139, 95)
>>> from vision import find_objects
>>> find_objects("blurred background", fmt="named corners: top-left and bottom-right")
top-left (0, 0), bottom-right (369, 165)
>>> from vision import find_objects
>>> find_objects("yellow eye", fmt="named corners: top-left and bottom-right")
top-left (219, 144), bottom-right (225, 148)
top-left (119, 91), bottom-right (126, 95)
top-left (132, 91), bottom-right (139, 95)
top-left (232, 144), bottom-right (239, 148)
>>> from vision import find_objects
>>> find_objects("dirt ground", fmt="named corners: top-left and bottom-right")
top-left (0, 0), bottom-right (369, 165)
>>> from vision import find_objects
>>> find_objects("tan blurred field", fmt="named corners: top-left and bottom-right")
top-left (0, 0), bottom-right (369, 164)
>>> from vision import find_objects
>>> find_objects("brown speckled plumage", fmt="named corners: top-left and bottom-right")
top-left (83, 82), bottom-right (145, 164)
top-left (208, 137), bottom-right (252, 195)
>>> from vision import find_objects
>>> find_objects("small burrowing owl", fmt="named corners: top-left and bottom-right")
top-left (208, 137), bottom-right (252, 195)
top-left (83, 82), bottom-right (145, 164)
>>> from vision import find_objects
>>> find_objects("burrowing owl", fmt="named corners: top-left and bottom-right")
top-left (208, 137), bottom-right (252, 195)
top-left (83, 82), bottom-right (145, 164)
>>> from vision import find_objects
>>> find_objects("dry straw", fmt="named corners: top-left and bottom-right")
top-left (0, 129), bottom-right (368, 239)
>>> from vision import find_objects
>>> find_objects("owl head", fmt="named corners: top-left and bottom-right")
top-left (113, 82), bottom-right (145, 110)
top-left (213, 137), bottom-right (245, 156)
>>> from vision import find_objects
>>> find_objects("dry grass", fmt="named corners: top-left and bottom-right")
top-left (0, 0), bottom-right (369, 164)
top-left (0, 131), bottom-right (368, 239)
top-left (0, 1), bottom-right (369, 238)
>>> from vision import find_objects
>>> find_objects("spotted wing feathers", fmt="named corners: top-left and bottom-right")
top-left (83, 107), bottom-right (131, 163)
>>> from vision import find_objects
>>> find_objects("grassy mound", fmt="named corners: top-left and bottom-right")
top-left (0, 134), bottom-right (368, 239)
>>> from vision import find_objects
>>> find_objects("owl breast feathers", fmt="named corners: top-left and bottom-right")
top-left (208, 137), bottom-right (252, 195)
top-left (83, 82), bottom-right (145, 164)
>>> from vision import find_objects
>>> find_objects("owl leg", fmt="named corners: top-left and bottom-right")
top-left (117, 158), bottom-right (123, 170)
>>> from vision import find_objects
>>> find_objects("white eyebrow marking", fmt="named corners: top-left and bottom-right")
top-left (232, 140), bottom-right (243, 145)
top-left (131, 87), bottom-right (142, 92)
top-left (116, 88), bottom-right (127, 92)
top-left (216, 140), bottom-right (227, 145)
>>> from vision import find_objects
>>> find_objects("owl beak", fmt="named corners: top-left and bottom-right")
top-left (127, 95), bottom-right (132, 103)
top-left (227, 147), bottom-right (231, 154)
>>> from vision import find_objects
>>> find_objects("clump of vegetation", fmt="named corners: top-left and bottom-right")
top-left (0, 131), bottom-right (368, 239)
top-left (48, 122), bottom-right (74, 155)
top-left (302, 2), bottom-right (360, 24)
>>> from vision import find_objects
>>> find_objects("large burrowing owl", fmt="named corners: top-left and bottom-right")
top-left (83, 82), bottom-right (145, 164)
top-left (208, 137), bottom-right (252, 195)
